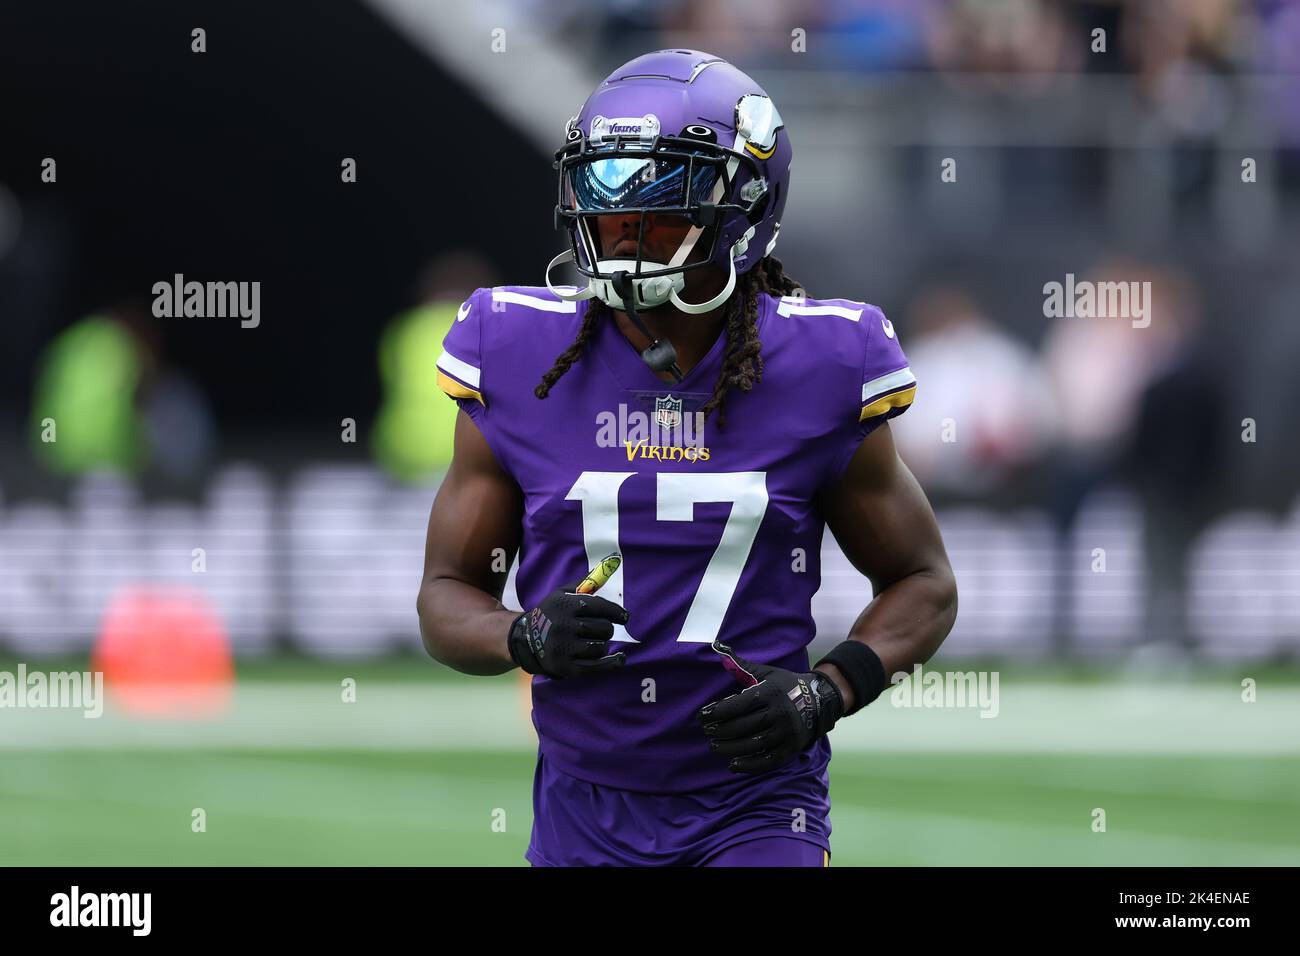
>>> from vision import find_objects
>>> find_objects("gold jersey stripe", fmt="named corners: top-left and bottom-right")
top-left (437, 370), bottom-right (484, 405)
top-left (859, 384), bottom-right (916, 421)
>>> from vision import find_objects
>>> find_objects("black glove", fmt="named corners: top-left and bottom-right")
top-left (508, 586), bottom-right (629, 679)
top-left (698, 647), bottom-right (844, 774)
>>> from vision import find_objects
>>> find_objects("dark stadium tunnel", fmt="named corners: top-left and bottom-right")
top-left (0, 0), bottom-right (557, 433)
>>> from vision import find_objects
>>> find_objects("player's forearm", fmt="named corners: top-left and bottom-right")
top-left (816, 565), bottom-right (957, 712)
top-left (416, 576), bottom-right (519, 675)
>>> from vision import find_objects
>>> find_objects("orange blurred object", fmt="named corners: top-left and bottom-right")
top-left (92, 584), bottom-right (234, 718)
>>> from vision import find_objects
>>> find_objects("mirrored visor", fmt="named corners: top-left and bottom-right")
top-left (562, 151), bottom-right (721, 212)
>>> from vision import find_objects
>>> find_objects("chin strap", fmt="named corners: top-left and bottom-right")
top-left (545, 250), bottom-right (597, 301)
top-left (610, 271), bottom-right (683, 383)
top-left (669, 255), bottom-right (736, 314)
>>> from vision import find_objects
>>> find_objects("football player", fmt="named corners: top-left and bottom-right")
top-left (418, 50), bottom-right (957, 867)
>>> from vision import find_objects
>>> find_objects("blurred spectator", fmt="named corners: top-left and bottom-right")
top-left (30, 313), bottom-right (145, 475)
top-left (657, 0), bottom-right (809, 66)
top-left (122, 304), bottom-right (218, 484)
top-left (28, 303), bottom-right (217, 482)
top-left (371, 251), bottom-right (500, 483)
top-left (814, 0), bottom-right (932, 72)
top-left (1246, 273), bottom-right (1300, 506)
top-left (1252, 0), bottom-right (1300, 145)
top-left (893, 284), bottom-right (1057, 495)
top-left (1040, 259), bottom-right (1185, 467)
top-left (1123, 264), bottom-right (1225, 651)
top-left (1040, 259), bottom-right (1213, 650)
top-left (926, 0), bottom-right (1080, 93)
top-left (1119, 0), bottom-right (1239, 200)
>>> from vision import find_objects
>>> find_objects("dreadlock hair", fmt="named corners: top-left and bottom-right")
top-left (533, 254), bottom-right (804, 428)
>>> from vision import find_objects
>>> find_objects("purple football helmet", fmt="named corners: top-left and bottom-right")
top-left (545, 49), bottom-right (792, 314)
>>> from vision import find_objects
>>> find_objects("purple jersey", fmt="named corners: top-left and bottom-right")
top-left (436, 285), bottom-right (915, 792)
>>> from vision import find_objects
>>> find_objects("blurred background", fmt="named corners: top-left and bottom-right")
top-left (1, 0), bottom-right (1298, 865)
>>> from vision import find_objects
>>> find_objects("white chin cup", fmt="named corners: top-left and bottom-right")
top-left (546, 249), bottom-right (684, 309)
top-left (544, 241), bottom-right (738, 315)
top-left (590, 259), bottom-right (683, 310)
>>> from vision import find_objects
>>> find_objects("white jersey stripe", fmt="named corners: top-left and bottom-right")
top-left (436, 349), bottom-right (481, 389)
top-left (862, 367), bottom-right (916, 403)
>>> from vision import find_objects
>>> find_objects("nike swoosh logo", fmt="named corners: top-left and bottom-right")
top-left (456, 301), bottom-right (472, 322)
top-left (882, 318), bottom-right (895, 339)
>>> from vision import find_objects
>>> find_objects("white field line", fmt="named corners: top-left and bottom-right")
top-left (828, 804), bottom-right (1300, 866)
top-left (1, 682), bottom-right (1298, 754)
top-left (830, 760), bottom-right (1300, 805)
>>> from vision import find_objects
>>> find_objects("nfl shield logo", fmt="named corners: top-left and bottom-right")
top-left (655, 394), bottom-right (682, 429)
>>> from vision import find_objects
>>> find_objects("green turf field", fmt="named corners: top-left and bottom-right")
top-left (3, 657), bottom-right (1299, 866)
top-left (3, 750), bottom-right (1300, 865)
